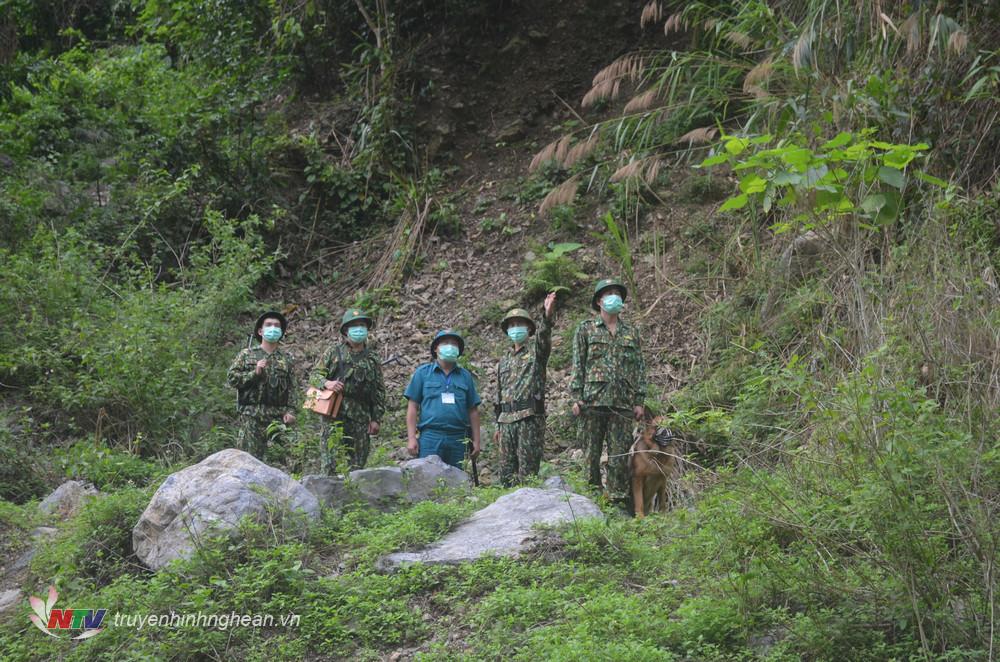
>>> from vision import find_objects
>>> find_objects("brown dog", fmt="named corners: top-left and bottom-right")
top-left (629, 419), bottom-right (683, 518)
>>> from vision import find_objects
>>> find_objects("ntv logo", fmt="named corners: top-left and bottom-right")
top-left (28, 586), bottom-right (105, 640)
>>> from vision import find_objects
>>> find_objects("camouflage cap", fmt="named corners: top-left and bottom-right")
top-left (340, 308), bottom-right (374, 334)
top-left (500, 308), bottom-right (536, 334)
top-left (592, 278), bottom-right (628, 311)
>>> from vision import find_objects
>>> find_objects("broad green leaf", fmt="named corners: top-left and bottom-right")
top-left (883, 148), bottom-right (916, 169)
top-left (816, 190), bottom-right (854, 212)
top-left (719, 193), bottom-right (749, 211)
top-left (547, 242), bottom-right (583, 257)
top-left (724, 137), bottom-right (750, 155)
top-left (876, 191), bottom-right (901, 223)
top-left (822, 132), bottom-right (853, 149)
top-left (739, 174), bottom-right (767, 194)
top-left (843, 143), bottom-right (873, 161)
top-left (698, 153), bottom-right (729, 167)
top-left (772, 171), bottom-right (801, 186)
top-left (780, 148), bottom-right (812, 168)
top-left (915, 171), bottom-right (948, 187)
top-left (804, 164), bottom-right (829, 187)
top-left (750, 134), bottom-right (774, 145)
top-left (860, 193), bottom-right (887, 213)
top-left (878, 166), bottom-right (905, 189)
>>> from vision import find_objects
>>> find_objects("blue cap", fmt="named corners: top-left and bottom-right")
top-left (430, 330), bottom-right (465, 358)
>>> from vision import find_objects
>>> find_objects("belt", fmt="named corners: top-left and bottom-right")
top-left (499, 398), bottom-right (543, 413)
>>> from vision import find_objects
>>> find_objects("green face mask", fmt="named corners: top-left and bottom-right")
top-left (261, 326), bottom-right (283, 342)
top-left (437, 344), bottom-right (460, 362)
top-left (507, 326), bottom-right (529, 343)
top-left (347, 326), bottom-right (368, 343)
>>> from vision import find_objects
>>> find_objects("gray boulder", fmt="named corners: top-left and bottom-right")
top-left (38, 481), bottom-right (99, 518)
top-left (348, 467), bottom-right (405, 507)
top-left (542, 475), bottom-right (569, 491)
top-left (399, 455), bottom-right (470, 501)
top-left (300, 475), bottom-right (351, 509)
top-left (132, 449), bottom-right (319, 570)
top-left (379, 487), bottom-right (602, 569)
top-left (345, 455), bottom-right (470, 510)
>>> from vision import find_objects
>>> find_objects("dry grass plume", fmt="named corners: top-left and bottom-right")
top-left (539, 176), bottom-right (579, 215)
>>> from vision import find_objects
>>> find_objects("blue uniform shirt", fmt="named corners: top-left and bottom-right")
top-left (404, 362), bottom-right (481, 436)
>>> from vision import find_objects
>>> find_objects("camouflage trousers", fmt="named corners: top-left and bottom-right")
top-left (237, 407), bottom-right (287, 461)
top-left (320, 416), bottom-right (370, 474)
top-left (497, 416), bottom-right (545, 487)
top-left (579, 407), bottom-right (633, 502)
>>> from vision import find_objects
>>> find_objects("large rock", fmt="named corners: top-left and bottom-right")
top-left (345, 455), bottom-right (470, 510)
top-left (300, 475), bottom-right (351, 509)
top-left (399, 455), bottom-right (470, 501)
top-left (38, 481), bottom-right (99, 518)
top-left (348, 467), bottom-right (405, 507)
top-left (132, 449), bottom-right (319, 570)
top-left (379, 487), bottom-right (603, 569)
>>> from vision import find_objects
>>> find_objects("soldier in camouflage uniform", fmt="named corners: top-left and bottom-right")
top-left (493, 292), bottom-right (557, 486)
top-left (227, 311), bottom-right (297, 460)
top-left (570, 279), bottom-right (647, 509)
top-left (310, 309), bottom-right (386, 473)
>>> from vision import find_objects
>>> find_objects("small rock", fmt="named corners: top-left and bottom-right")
top-left (30, 527), bottom-right (59, 539)
top-left (542, 476), bottom-right (569, 491)
top-left (499, 36), bottom-right (527, 54)
top-left (527, 29), bottom-right (548, 43)
top-left (493, 119), bottom-right (525, 143)
top-left (38, 481), bottom-right (99, 519)
top-left (0, 589), bottom-right (22, 614)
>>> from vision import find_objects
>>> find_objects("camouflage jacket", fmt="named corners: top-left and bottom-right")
top-left (227, 346), bottom-right (297, 414)
top-left (496, 313), bottom-right (553, 423)
top-left (569, 316), bottom-right (647, 410)
top-left (310, 342), bottom-right (386, 423)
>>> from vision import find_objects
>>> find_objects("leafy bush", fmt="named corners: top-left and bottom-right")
top-left (30, 487), bottom-right (152, 590)
top-left (0, 213), bottom-right (275, 451)
top-left (54, 440), bottom-right (163, 490)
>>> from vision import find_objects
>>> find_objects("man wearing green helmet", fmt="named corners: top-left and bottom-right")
top-left (494, 292), bottom-right (557, 486)
top-left (310, 308), bottom-right (386, 472)
top-left (227, 311), bottom-right (297, 461)
top-left (570, 279), bottom-right (647, 511)
top-left (404, 330), bottom-right (482, 470)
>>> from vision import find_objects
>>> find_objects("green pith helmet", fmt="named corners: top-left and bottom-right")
top-left (592, 278), bottom-right (628, 311)
top-left (340, 308), bottom-right (374, 335)
top-left (430, 330), bottom-right (465, 358)
top-left (500, 308), bottom-right (536, 334)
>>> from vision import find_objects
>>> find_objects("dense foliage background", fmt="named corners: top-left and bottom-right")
top-left (0, 0), bottom-right (997, 659)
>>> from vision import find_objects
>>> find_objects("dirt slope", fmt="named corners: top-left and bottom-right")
top-left (268, 1), bottom-right (713, 479)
